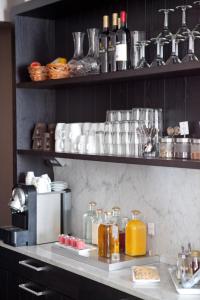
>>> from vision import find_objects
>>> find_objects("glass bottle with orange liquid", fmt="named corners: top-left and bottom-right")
top-left (98, 211), bottom-right (120, 261)
top-left (125, 210), bottom-right (147, 256)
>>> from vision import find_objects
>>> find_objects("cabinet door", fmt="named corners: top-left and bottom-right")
top-left (0, 267), bottom-right (21, 300)
top-left (18, 281), bottom-right (71, 300)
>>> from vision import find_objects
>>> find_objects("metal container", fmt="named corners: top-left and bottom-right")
top-left (174, 138), bottom-right (191, 159)
top-left (191, 139), bottom-right (200, 160)
top-left (159, 137), bottom-right (174, 158)
top-left (130, 31), bottom-right (146, 68)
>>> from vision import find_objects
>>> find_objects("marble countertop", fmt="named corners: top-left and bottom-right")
top-left (0, 241), bottom-right (199, 300)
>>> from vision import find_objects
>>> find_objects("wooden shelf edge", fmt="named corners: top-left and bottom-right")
top-left (16, 62), bottom-right (200, 89)
top-left (17, 149), bottom-right (200, 169)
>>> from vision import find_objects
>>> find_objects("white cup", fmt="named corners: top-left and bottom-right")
top-left (86, 135), bottom-right (96, 154)
top-left (69, 123), bottom-right (82, 141)
top-left (25, 171), bottom-right (35, 185)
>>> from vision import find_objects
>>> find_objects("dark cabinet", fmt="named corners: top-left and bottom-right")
top-left (0, 246), bottom-right (141, 300)
top-left (0, 22), bottom-right (14, 226)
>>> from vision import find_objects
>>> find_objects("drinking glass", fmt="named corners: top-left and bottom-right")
top-left (193, 1), bottom-right (200, 32)
top-left (136, 41), bottom-right (150, 69)
top-left (68, 32), bottom-right (85, 77)
top-left (106, 110), bottom-right (116, 122)
top-left (176, 5), bottom-right (192, 39)
top-left (182, 31), bottom-right (200, 62)
top-left (82, 123), bottom-right (92, 136)
top-left (157, 8), bottom-right (174, 40)
top-left (105, 122), bottom-right (113, 133)
top-left (112, 121), bottom-right (121, 133)
top-left (77, 135), bottom-right (87, 154)
top-left (86, 134), bottom-right (96, 154)
top-left (130, 31), bottom-right (146, 69)
top-left (95, 131), bottom-right (104, 155)
top-left (150, 37), bottom-right (166, 67)
top-left (166, 34), bottom-right (182, 65)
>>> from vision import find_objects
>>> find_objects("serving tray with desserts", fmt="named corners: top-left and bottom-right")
top-left (52, 236), bottom-right (159, 272)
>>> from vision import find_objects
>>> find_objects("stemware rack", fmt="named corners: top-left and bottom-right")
top-left (13, 0), bottom-right (200, 182)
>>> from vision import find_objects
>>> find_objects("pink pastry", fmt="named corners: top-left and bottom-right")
top-left (58, 234), bottom-right (65, 244)
top-left (64, 235), bottom-right (70, 246)
top-left (76, 239), bottom-right (85, 250)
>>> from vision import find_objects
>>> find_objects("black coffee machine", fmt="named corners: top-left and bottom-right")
top-left (0, 184), bottom-right (71, 247)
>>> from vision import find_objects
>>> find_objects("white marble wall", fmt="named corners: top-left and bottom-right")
top-left (54, 160), bottom-right (200, 263)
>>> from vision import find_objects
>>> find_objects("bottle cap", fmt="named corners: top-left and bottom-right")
top-left (89, 201), bottom-right (97, 209)
top-left (96, 208), bottom-right (103, 215)
top-left (131, 210), bottom-right (141, 215)
top-left (103, 15), bottom-right (109, 28)
top-left (118, 17), bottom-right (121, 29)
top-left (112, 13), bottom-right (118, 26)
top-left (191, 250), bottom-right (200, 257)
top-left (120, 11), bottom-right (127, 24)
top-left (112, 206), bottom-right (121, 212)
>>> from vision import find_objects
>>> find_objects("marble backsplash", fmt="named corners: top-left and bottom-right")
top-left (54, 160), bottom-right (200, 263)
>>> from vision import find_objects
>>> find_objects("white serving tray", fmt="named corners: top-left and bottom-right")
top-left (52, 242), bottom-right (160, 271)
top-left (54, 242), bottom-right (96, 255)
top-left (169, 266), bottom-right (200, 295)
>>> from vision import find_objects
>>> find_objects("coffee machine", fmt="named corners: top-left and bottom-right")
top-left (0, 184), bottom-right (71, 247)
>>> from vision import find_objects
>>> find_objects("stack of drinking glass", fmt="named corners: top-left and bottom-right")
top-left (105, 108), bottom-right (163, 157)
top-left (55, 108), bottom-right (162, 157)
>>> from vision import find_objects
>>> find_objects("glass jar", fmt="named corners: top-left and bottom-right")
top-left (119, 217), bottom-right (129, 253)
top-left (98, 211), bottom-right (120, 261)
top-left (159, 137), bottom-right (174, 158)
top-left (174, 138), bottom-right (191, 159)
top-left (111, 206), bottom-right (121, 225)
top-left (83, 201), bottom-right (97, 244)
top-left (125, 210), bottom-right (147, 256)
top-left (191, 139), bottom-right (200, 160)
top-left (92, 208), bottom-right (104, 245)
top-left (191, 250), bottom-right (200, 274)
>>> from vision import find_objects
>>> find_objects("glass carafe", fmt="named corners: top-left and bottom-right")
top-left (81, 28), bottom-right (100, 75)
top-left (68, 32), bottom-right (85, 77)
top-left (83, 201), bottom-right (97, 243)
top-left (125, 210), bottom-right (147, 256)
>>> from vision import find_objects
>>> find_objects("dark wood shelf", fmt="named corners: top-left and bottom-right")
top-left (17, 149), bottom-right (200, 169)
top-left (16, 62), bottom-right (200, 89)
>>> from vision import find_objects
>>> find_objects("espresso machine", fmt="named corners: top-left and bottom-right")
top-left (0, 184), bottom-right (71, 246)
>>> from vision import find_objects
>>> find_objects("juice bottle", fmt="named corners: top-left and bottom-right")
top-left (98, 211), bottom-right (120, 260)
top-left (119, 217), bottom-right (129, 253)
top-left (98, 211), bottom-right (112, 258)
top-left (92, 208), bottom-right (104, 245)
top-left (125, 210), bottom-right (147, 256)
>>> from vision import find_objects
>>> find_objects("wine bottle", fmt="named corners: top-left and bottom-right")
top-left (108, 13), bottom-right (118, 72)
top-left (99, 15), bottom-right (109, 73)
top-left (116, 11), bottom-right (130, 71)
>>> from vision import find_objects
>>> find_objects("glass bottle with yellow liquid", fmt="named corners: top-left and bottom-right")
top-left (125, 210), bottom-right (147, 256)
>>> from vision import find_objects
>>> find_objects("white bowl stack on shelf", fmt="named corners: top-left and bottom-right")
top-left (51, 181), bottom-right (68, 192)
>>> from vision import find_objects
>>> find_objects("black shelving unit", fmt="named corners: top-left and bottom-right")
top-left (17, 62), bottom-right (200, 89)
top-left (17, 149), bottom-right (200, 170)
top-left (13, 0), bottom-right (200, 181)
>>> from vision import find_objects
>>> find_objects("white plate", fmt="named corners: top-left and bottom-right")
top-left (132, 266), bottom-right (160, 284)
